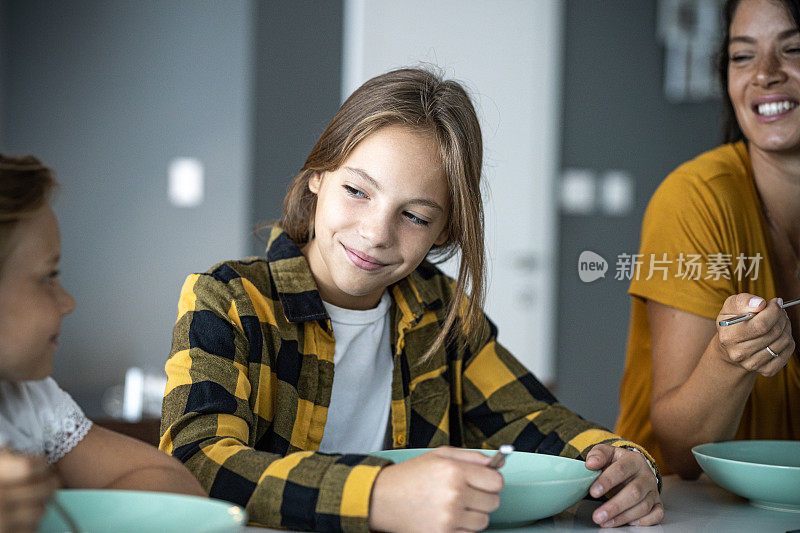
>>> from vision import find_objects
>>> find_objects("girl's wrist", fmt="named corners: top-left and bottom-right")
top-left (621, 446), bottom-right (660, 489)
top-left (367, 464), bottom-right (396, 532)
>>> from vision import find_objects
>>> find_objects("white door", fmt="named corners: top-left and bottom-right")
top-left (342, 0), bottom-right (562, 383)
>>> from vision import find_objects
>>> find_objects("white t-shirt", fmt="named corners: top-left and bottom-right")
top-left (0, 377), bottom-right (92, 463)
top-left (318, 292), bottom-right (393, 453)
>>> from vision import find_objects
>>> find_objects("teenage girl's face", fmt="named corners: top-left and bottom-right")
top-left (0, 205), bottom-right (75, 381)
top-left (303, 124), bottom-right (449, 310)
top-left (728, 0), bottom-right (800, 153)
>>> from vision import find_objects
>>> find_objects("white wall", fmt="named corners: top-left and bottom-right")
top-left (342, 0), bottom-right (562, 382)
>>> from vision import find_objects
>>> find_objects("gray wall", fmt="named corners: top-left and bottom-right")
top-left (0, 0), bottom-right (6, 148)
top-left (2, 0), bottom-right (253, 415)
top-left (555, 0), bottom-right (723, 428)
top-left (2, 0), bottom-right (727, 430)
top-left (250, 1), bottom-right (343, 254)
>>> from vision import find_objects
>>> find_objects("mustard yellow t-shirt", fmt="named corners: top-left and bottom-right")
top-left (615, 141), bottom-right (800, 474)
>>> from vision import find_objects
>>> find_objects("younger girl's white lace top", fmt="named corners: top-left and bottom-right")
top-left (0, 377), bottom-right (92, 463)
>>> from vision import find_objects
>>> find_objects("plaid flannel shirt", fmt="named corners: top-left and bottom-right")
top-left (161, 227), bottom-right (659, 531)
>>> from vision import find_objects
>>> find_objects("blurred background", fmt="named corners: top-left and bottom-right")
top-left (0, 0), bottom-right (723, 430)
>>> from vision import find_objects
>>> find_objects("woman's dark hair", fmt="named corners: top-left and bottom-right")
top-left (718, 0), bottom-right (800, 143)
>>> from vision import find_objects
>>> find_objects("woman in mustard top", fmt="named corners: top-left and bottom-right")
top-left (616, 0), bottom-right (800, 478)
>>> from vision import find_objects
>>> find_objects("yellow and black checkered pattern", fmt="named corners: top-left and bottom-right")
top-left (161, 227), bottom-right (659, 532)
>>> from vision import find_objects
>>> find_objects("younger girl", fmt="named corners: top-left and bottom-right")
top-left (0, 155), bottom-right (204, 533)
top-left (161, 68), bottom-right (663, 531)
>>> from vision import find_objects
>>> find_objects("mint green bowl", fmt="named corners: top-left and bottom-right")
top-left (369, 448), bottom-right (599, 527)
top-left (37, 489), bottom-right (248, 533)
top-left (692, 440), bottom-right (800, 512)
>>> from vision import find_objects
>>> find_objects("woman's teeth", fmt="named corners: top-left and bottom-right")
top-left (757, 100), bottom-right (798, 116)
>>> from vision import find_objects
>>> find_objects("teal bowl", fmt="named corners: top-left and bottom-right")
top-left (692, 440), bottom-right (800, 512)
top-left (369, 448), bottom-right (599, 527)
top-left (37, 489), bottom-right (248, 533)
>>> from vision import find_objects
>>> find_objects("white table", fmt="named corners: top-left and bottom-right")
top-left (243, 475), bottom-right (800, 532)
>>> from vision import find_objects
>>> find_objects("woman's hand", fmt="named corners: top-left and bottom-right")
top-left (0, 449), bottom-right (60, 533)
top-left (716, 294), bottom-right (794, 376)
top-left (368, 446), bottom-right (503, 533)
top-left (585, 445), bottom-right (663, 528)
top-left (648, 294), bottom-right (794, 478)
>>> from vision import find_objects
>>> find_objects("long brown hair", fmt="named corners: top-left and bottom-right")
top-left (0, 154), bottom-right (57, 270)
top-left (281, 67), bottom-right (486, 360)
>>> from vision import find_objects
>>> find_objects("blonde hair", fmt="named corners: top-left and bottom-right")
top-left (0, 154), bottom-right (57, 270)
top-left (280, 67), bottom-right (486, 360)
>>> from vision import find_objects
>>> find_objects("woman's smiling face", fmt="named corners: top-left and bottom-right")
top-left (302, 124), bottom-right (450, 310)
top-left (728, 0), bottom-right (800, 153)
top-left (0, 205), bottom-right (75, 381)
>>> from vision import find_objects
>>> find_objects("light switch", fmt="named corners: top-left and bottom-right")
top-left (168, 157), bottom-right (204, 207)
top-left (600, 170), bottom-right (634, 215)
top-left (560, 168), bottom-right (595, 215)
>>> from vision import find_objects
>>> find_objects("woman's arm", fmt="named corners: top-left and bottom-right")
top-left (648, 294), bottom-right (794, 478)
top-left (54, 425), bottom-right (205, 495)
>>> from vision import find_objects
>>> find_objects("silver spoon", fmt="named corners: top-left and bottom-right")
top-left (718, 297), bottom-right (800, 326)
top-left (487, 444), bottom-right (514, 469)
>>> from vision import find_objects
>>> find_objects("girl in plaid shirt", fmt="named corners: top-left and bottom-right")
top-left (162, 68), bottom-right (662, 531)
